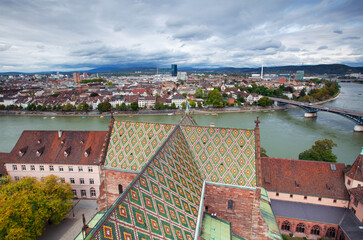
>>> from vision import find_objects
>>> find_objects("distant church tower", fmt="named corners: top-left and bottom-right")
top-left (261, 64), bottom-right (264, 80)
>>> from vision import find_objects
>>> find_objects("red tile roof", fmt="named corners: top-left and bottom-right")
top-left (346, 154), bottom-right (363, 182)
top-left (349, 187), bottom-right (363, 203)
top-left (5, 130), bottom-right (108, 165)
top-left (261, 157), bottom-right (349, 200)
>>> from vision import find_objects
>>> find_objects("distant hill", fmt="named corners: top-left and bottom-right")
top-left (183, 64), bottom-right (363, 75)
top-left (95, 64), bottom-right (363, 75)
top-left (1, 64), bottom-right (362, 75)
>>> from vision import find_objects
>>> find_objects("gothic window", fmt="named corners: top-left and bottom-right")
top-left (326, 227), bottom-right (336, 238)
top-left (296, 223), bottom-right (305, 233)
top-left (281, 221), bottom-right (291, 231)
top-left (310, 225), bottom-right (321, 235)
top-left (119, 184), bottom-right (123, 194)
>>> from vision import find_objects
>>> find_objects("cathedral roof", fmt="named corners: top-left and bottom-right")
top-left (346, 153), bottom-right (363, 182)
top-left (261, 157), bottom-right (349, 200)
top-left (85, 116), bottom-right (272, 239)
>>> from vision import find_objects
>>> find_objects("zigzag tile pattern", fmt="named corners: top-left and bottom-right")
top-left (178, 114), bottom-right (198, 126)
top-left (181, 125), bottom-right (256, 187)
top-left (104, 121), bottom-right (175, 171)
top-left (91, 127), bottom-right (204, 240)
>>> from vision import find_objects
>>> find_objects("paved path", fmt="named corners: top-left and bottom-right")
top-left (38, 199), bottom-right (97, 240)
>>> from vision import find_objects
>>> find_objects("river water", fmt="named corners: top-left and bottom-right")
top-left (0, 82), bottom-right (362, 165)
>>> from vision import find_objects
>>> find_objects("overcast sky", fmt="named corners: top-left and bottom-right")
top-left (0, 0), bottom-right (362, 72)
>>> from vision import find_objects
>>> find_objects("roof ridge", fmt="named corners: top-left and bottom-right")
top-left (86, 124), bottom-right (181, 238)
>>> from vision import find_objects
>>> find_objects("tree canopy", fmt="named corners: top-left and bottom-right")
top-left (298, 139), bottom-right (337, 162)
top-left (0, 175), bottom-right (73, 239)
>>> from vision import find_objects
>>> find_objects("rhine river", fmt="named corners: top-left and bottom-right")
top-left (0, 82), bottom-right (362, 165)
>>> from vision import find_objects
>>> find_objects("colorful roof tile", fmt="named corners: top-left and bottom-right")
top-left (104, 121), bottom-right (175, 171)
top-left (178, 113), bottom-right (198, 126)
top-left (201, 212), bottom-right (231, 240)
top-left (181, 125), bottom-right (256, 187)
top-left (88, 126), bottom-right (203, 240)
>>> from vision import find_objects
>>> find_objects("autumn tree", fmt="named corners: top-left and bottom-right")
top-left (298, 139), bottom-right (337, 162)
top-left (0, 175), bottom-right (73, 239)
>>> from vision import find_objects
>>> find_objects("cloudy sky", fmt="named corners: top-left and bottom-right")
top-left (0, 0), bottom-right (362, 72)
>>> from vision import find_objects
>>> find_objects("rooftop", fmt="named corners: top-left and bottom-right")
top-left (261, 157), bottom-right (349, 200)
top-left (5, 130), bottom-right (108, 165)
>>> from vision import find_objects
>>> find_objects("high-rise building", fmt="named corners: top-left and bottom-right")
top-left (171, 64), bottom-right (177, 76)
top-left (73, 72), bottom-right (80, 83)
top-left (296, 71), bottom-right (304, 81)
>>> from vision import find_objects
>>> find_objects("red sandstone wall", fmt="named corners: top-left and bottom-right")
top-left (97, 168), bottom-right (138, 211)
top-left (203, 184), bottom-right (270, 239)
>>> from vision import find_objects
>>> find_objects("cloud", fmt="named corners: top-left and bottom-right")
top-left (0, 43), bottom-right (11, 51)
top-left (318, 46), bottom-right (328, 50)
top-left (0, 0), bottom-right (362, 72)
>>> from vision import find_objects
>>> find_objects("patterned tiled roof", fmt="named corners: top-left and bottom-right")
top-left (346, 153), bottom-right (363, 182)
top-left (89, 126), bottom-right (204, 240)
top-left (104, 121), bottom-right (175, 171)
top-left (104, 119), bottom-right (256, 187)
top-left (261, 157), bottom-right (349, 200)
top-left (181, 125), bottom-right (256, 187)
top-left (178, 113), bottom-right (198, 126)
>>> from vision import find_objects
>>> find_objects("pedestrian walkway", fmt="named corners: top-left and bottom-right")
top-left (38, 199), bottom-right (97, 240)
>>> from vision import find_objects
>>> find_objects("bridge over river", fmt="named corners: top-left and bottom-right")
top-left (269, 97), bottom-right (363, 132)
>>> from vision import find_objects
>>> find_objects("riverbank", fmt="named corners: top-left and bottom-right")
top-left (0, 92), bottom-right (341, 117)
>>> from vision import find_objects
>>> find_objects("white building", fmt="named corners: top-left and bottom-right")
top-left (2, 130), bottom-right (108, 199)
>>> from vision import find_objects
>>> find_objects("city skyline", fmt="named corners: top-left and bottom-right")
top-left (0, 0), bottom-right (362, 72)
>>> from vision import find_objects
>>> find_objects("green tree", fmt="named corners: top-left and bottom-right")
top-left (181, 102), bottom-right (186, 109)
top-left (120, 102), bottom-right (128, 111)
top-left (261, 147), bottom-right (269, 157)
top-left (298, 139), bottom-right (337, 162)
top-left (62, 103), bottom-right (75, 111)
top-left (0, 175), bottom-right (72, 240)
top-left (257, 96), bottom-right (272, 107)
top-left (189, 100), bottom-right (196, 108)
top-left (77, 103), bottom-right (90, 111)
top-left (130, 102), bottom-right (138, 111)
top-left (206, 89), bottom-right (225, 108)
top-left (97, 101), bottom-right (111, 112)
top-left (197, 101), bottom-right (203, 108)
top-left (195, 89), bottom-right (205, 99)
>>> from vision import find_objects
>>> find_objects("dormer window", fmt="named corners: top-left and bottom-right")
top-left (37, 139), bottom-right (41, 144)
top-left (84, 147), bottom-right (91, 157)
top-left (64, 147), bottom-right (71, 157)
top-left (326, 183), bottom-right (332, 190)
top-left (36, 146), bottom-right (45, 157)
top-left (295, 180), bottom-right (300, 188)
top-left (18, 146), bottom-right (28, 157)
top-left (80, 139), bottom-right (84, 144)
top-left (61, 140), bottom-right (65, 145)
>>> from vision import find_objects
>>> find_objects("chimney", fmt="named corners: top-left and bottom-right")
top-left (58, 130), bottom-right (62, 138)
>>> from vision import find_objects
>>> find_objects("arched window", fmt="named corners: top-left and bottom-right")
top-left (281, 221), bottom-right (291, 231)
top-left (118, 184), bottom-right (123, 194)
top-left (296, 223), bottom-right (305, 233)
top-left (326, 227), bottom-right (336, 238)
top-left (310, 225), bottom-right (321, 235)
